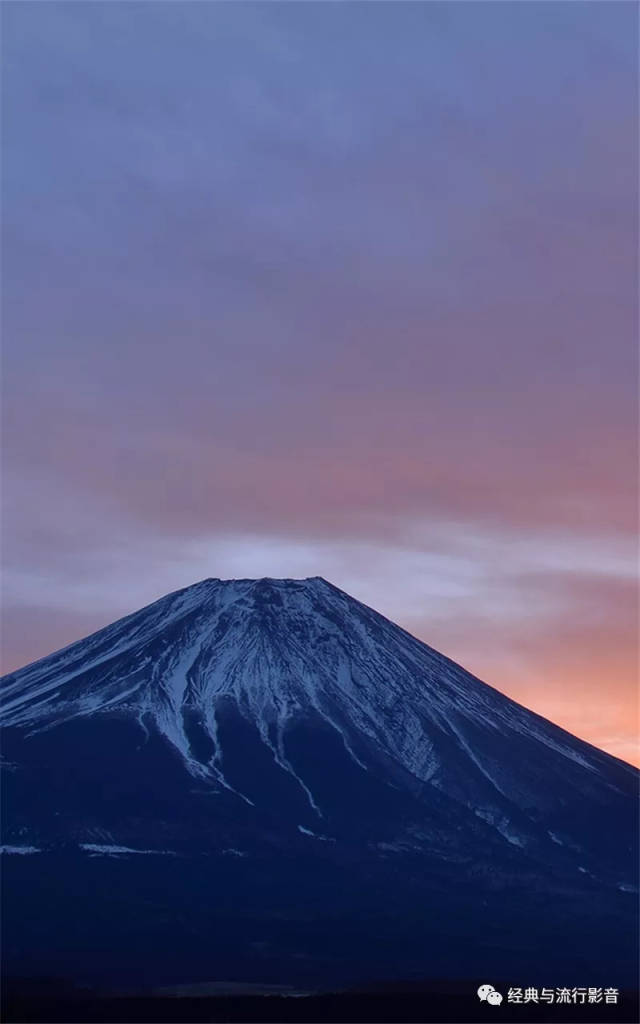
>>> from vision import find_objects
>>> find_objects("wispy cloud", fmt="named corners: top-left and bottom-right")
top-left (2, 2), bottom-right (637, 763)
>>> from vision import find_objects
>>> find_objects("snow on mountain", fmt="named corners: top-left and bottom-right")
top-left (1, 577), bottom-right (629, 807)
top-left (1, 577), bottom-right (637, 989)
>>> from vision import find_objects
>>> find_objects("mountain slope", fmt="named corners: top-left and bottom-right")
top-left (1, 577), bottom-right (637, 989)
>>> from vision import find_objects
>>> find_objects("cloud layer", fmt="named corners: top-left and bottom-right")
top-left (2, 3), bottom-right (637, 764)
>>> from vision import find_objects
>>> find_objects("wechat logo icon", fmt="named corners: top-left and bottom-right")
top-left (478, 984), bottom-right (503, 1005)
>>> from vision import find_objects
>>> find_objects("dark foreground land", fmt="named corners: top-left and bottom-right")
top-left (3, 980), bottom-right (639, 1024)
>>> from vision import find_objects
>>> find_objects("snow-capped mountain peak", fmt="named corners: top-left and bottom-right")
top-left (1, 576), bottom-right (634, 831)
top-left (1, 577), bottom-right (637, 990)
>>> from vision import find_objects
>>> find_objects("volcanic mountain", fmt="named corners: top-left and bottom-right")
top-left (1, 577), bottom-right (637, 991)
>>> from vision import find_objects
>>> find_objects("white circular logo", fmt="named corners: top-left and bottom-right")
top-left (478, 984), bottom-right (503, 1005)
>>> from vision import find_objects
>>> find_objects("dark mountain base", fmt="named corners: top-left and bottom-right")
top-left (3, 980), bottom-right (639, 1024)
top-left (3, 852), bottom-right (637, 991)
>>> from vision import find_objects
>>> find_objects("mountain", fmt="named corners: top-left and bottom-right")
top-left (1, 577), bottom-right (638, 993)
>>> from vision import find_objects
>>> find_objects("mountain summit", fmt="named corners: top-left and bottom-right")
top-left (1, 577), bottom-right (638, 990)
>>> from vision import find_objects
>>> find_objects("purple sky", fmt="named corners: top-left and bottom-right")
top-left (2, 2), bottom-right (638, 763)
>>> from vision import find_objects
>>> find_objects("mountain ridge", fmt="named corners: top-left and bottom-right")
top-left (3, 575), bottom-right (633, 786)
top-left (1, 576), bottom-right (637, 989)
top-left (3, 574), bottom-right (634, 771)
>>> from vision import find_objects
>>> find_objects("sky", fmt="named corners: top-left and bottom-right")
top-left (1, 2), bottom-right (638, 765)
